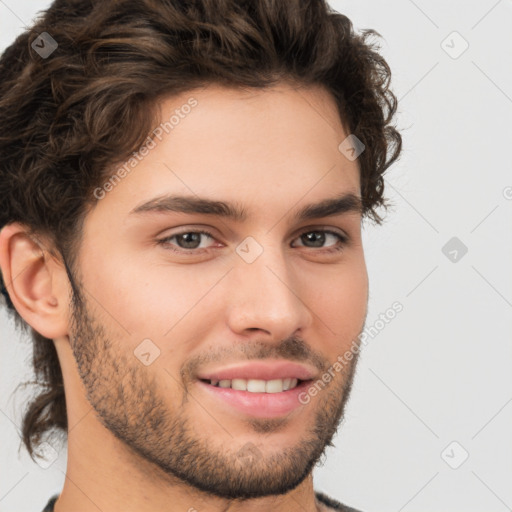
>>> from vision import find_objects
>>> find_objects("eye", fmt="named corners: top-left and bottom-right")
top-left (158, 229), bottom-right (217, 251)
top-left (157, 228), bottom-right (348, 255)
top-left (291, 229), bottom-right (348, 253)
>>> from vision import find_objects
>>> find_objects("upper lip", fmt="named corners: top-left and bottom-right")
top-left (196, 360), bottom-right (318, 382)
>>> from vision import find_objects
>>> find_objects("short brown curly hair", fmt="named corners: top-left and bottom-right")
top-left (0, 0), bottom-right (402, 460)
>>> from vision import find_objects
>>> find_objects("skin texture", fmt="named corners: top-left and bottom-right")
top-left (0, 82), bottom-right (369, 512)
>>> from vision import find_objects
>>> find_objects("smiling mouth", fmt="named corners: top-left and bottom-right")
top-left (199, 378), bottom-right (308, 393)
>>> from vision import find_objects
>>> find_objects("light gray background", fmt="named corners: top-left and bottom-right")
top-left (1, 1), bottom-right (511, 511)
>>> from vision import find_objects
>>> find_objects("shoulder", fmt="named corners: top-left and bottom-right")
top-left (315, 490), bottom-right (364, 512)
top-left (41, 494), bottom-right (59, 512)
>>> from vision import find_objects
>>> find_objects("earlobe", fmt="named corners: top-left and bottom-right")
top-left (0, 223), bottom-right (70, 339)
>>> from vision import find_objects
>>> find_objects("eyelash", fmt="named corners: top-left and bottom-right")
top-left (157, 228), bottom-right (349, 255)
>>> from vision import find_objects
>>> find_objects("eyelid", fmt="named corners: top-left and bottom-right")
top-left (291, 224), bottom-right (348, 241)
top-left (159, 224), bottom-right (348, 240)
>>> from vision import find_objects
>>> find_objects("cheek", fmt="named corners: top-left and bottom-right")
top-left (305, 260), bottom-right (368, 347)
top-left (85, 257), bottom-right (227, 343)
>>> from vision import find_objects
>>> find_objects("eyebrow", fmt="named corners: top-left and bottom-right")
top-left (129, 192), bottom-right (363, 222)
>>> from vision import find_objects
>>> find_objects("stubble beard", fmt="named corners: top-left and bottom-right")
top-left (67, 282), bottom-right (361, 501)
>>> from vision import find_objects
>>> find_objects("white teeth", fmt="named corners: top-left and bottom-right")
top-left (207, 377), bottom-right (301, 392)
top-left (247, 379), bottom-right (266, 392)
top-left (265, 379), bottom-right (283, 393)
top-left (231, 378), bottom-right (247, 391)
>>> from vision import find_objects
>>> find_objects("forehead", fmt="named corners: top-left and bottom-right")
top-left (156, 81), bottom-right (350, 153)
top-left (89, 82), bottom-right (361, 224)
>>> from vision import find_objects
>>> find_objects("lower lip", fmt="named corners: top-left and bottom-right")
top-left (196, 379), bottom-right (312, 418)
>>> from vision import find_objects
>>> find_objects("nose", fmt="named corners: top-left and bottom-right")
top-left (225, 244), bottom-right (314, 340)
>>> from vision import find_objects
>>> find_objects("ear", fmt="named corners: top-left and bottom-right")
top-left (0, 222), bottom-right (70, 339)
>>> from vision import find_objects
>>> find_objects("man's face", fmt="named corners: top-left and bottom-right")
top-left (66, 83), bottom-right (369, 499)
